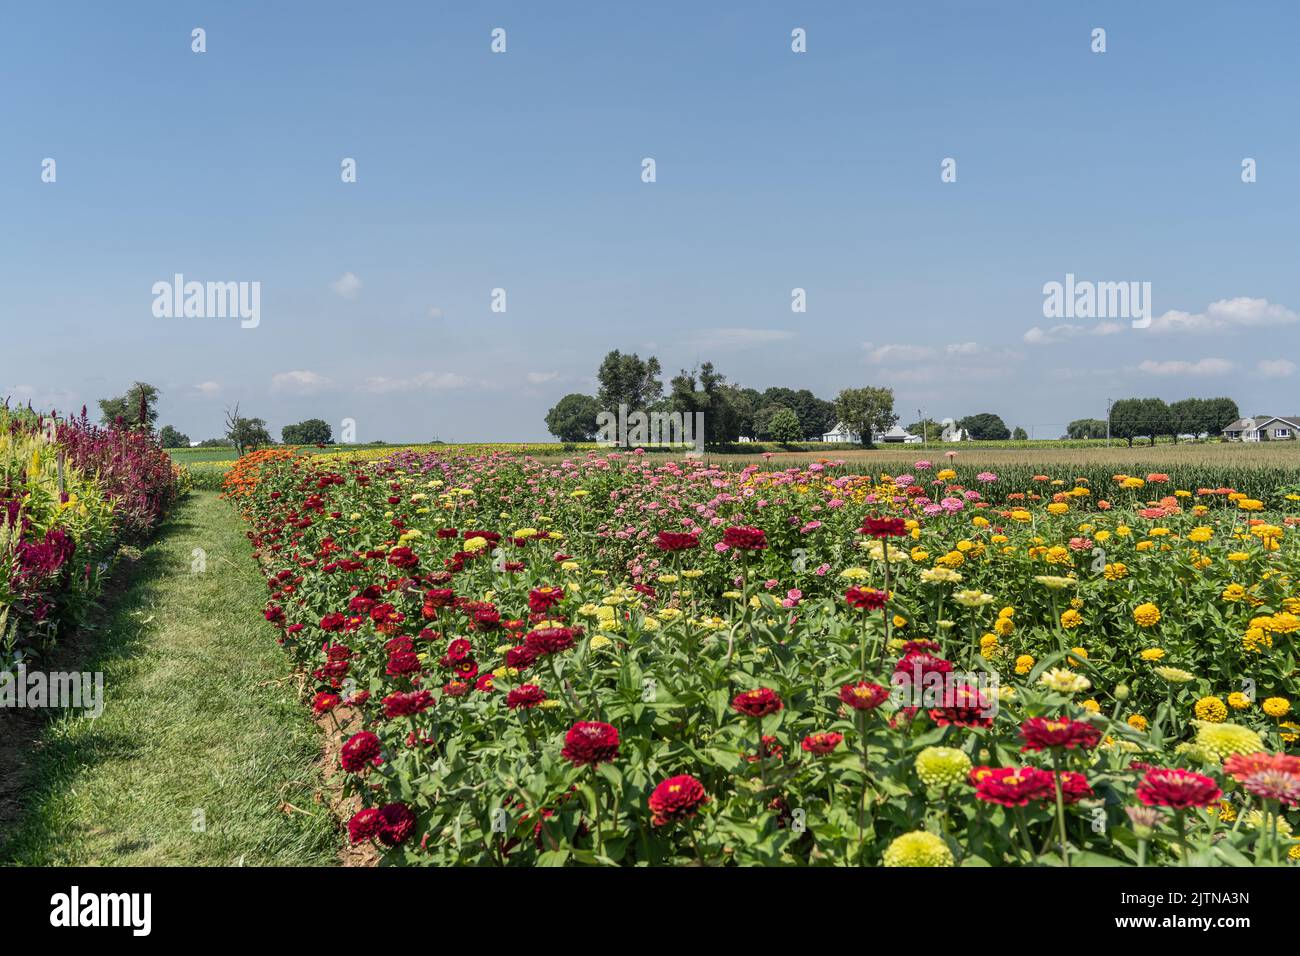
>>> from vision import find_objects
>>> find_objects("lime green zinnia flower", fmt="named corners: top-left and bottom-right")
top-left (914, 747), bottom-right (972, 789)
top-left (1194, 721), bottom-right (1263, 761)
top-left (882, 830), bottom-right (954, 867)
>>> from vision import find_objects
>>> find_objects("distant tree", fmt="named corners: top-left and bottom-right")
top-left (198, 437), bottom-right (234, 448)
top-left (1012, 426), bottom-right (1028, 441)
top-left (1201, 396), bottom-right (1241, 436)
top-left (761, 387), bottom-right (836, 439)
top-left (906, 418), bottom-right (943, 442)
top-left (669, 362), bottom-right (739, 443)
top-left (768, 407), bottom-right (803, 445)
top-left (545, 393), bottom-right (603, 442)
top-left (224, 403), bottom-right (273, 456)
top-left (158, 425), bottom-right (190, 448)
top-left (99, 382), bottom-right (160, 430)
top-left (720, 387), bottom-right (760, 440)
top-left (1168, 398), bottom-right (1204, 443)
top-left (957, 412), bottom-right (1011, 441)
top-left (595, 351), bottom-right (663, 413)
top-left (1137, 397), bottom-right (1172, 445)
top-left (834, 387), bottom-right (897, 449)
top-left (1109, 398), bottom-right (1146, 447)
top-left (803, 395), bottom-right (839, 439)
top-left (719, 385), bottom-right (757, 441)
top-left (281, 418), bottom-right (333, 445)
top-left (1067, 418), bottom-right (1109, 440)
top-left (754, 403), bottom-right (793, 441)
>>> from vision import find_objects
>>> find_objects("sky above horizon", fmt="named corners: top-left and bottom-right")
top-left (3, 1), bottom-right (1298, 442)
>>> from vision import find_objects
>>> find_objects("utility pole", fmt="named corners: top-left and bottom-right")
top-left (918, 408), bottom-right (925, 445)
top-left (1106, 398), bottom-right (1113, 447)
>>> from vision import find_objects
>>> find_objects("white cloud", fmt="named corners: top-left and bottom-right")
top-left (194, 381), bottom-right (222, 396)
top-left (1149, 297), bottom-right (1298, 334)
top-left (1023, 321), bottom-right (1124, 345)
top-left (364, 371), bottom-right (480, 393)
top-left (1257, 359), bottom-right (1296, 378)
top-left (272, 369), bottom-right (333, 394)
top-left (428, 306), bottom-right (443, 320)
top-left (525, 371), bottom-right (560, 385)
top-left (945, 341), bottom-right (987, 356)
top-left (685, 328), bottom-right (794, 351)
top-left (1136, 358), bottom-right (1234, 376)
top-left (864, 343), bottom-right (934, 364)
top-left (331, 272), bottom-right (362, 298)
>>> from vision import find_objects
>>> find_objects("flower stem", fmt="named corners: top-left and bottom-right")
top-left (1050, 752), bottom-right (1070, 867)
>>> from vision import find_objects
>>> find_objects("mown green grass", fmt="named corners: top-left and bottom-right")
top-left (0, 491), bottom-right (339, 866)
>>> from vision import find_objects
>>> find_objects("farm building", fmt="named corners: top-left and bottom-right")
top-left (1222, 415), bottom-right (1300, 441)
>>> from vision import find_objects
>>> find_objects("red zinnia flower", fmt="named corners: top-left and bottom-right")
top-left (650, 775), bottom-right (712, 827)
top-left (1136, 768), bottom-right (1223, 809)
top-left (386, 651), bottom-right (422, 677)
top-left (375, 802), bottom-right (417, 846)
top-left (844, 586), bottom-right (888, 610)
top-left (525, 626), bottom-right (579, 656)
top-left (506, 684), bottom-right (547, 709)
top-left (746, 735), bottom-right (784, 762)
top-left (1054, 771), bottom-right (1094, 804)
top-left (312, 691), bottom-right (340, 714)
top-left (893, 651), bottom-right (954, 686)
top-left (838, 681), bottom-right (890, 711)
top-left (340, 731), bottom-right (383, 772)
top-left (561, 721), bottom-right (621, 767)
top-left (528, 586), bottom-right (565, 614)
top-left (732, 687), bottom-right (784, 718)
top-left (861, 517), bottom-right (908, 538)
top-left (506, 644), bottom-right (539, 670)
top-left (928, 684), bottom-right (994, 728)
top-left (387, 546), bottom-right (419, 569)
top-left (801, 732), bottom-right (844, 755)
top-left (655, 531), bottom-right (700, 552)
top-left (971, 766), bottom-right (1055, 806)
top-left (722, 526), bottom-right (767, 551)
top-left (648, 774), bottom-right (709, 826)
top-left (441, 637), bottom-right (473, 664)
top-left (423, 587), bottom-right (456, 607)
top-left (347, 807), bottom-right (384, 844)
top-left (382, 690), bottom-right (435, 718)
top-left (1019, 717), bottom-right (1102, 752)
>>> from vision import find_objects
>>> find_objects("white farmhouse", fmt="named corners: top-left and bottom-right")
top-left (1222, 415), bottom-right (1300, 441)
top-left (821, 422), bottom-right (922, 444)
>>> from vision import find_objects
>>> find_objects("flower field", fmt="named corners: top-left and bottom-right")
top-left (1, 408), bottom-right (181, 658)
top-left (233, 448), bottom-right (1300, 866)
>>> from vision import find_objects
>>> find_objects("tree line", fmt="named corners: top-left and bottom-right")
top-left (543, 352), bottom-right (1044, 448)
top-left (96, 382), bottom-right (335, 453)
top-left (1100, 396), bottom-right (1241, 446)
top-left (544, 356), bottom-right (1250, 449)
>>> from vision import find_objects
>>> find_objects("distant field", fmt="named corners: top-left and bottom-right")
top-left (169, 440), bottom-right (1300, 469)
top-left (173, 439), bottom-right (1300, 501)
top-left (690, 442), bottom-right (1300, 469)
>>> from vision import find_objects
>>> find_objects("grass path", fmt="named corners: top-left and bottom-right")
top-left (0, 491), bottom-right (339, 866)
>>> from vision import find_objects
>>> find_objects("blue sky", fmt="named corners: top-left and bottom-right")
top-left (3, 1), bottom-right (1297, 442)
